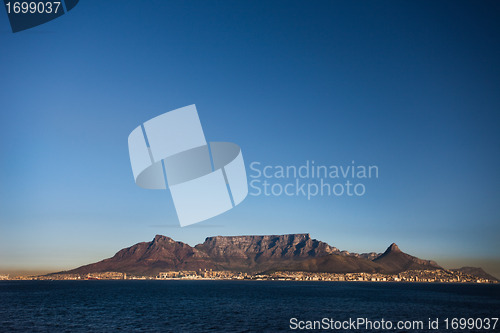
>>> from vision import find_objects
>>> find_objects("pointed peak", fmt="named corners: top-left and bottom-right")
top-left (387, 243), bottom-right (401, 253)
top-left (377, 243), bottom-right (402, 257)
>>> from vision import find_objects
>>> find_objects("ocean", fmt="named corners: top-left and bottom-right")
top-left (0, 280), bottom-right (499, 332)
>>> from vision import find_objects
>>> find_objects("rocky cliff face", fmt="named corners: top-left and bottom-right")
top-left (66, 234), bottom-right (442, 276)
top-left (195, 233), bottom-right (339, 261)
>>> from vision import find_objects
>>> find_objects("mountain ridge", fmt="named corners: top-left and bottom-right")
top-left (452, 266), bottom-right (498, 281)
top-left (62, 234), bottom-right (458, 276)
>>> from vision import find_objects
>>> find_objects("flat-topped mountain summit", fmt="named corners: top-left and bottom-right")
top-left (63, 234), bottom-right (450, 276)
top-left (196, 233), bottom-right (338, 260)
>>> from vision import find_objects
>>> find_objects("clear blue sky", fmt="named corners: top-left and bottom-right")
top-left (1, 1), bottom-right (499, 276)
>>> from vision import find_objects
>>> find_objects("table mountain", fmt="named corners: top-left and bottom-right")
top-left (64, 234), bottom-right (442, 276)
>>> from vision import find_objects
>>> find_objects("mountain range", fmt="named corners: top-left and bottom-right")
top-left (63, 233), bottom-right (461, 277)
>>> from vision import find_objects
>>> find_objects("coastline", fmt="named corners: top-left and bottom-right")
top-left (3, 269), bottom-right (497, 284)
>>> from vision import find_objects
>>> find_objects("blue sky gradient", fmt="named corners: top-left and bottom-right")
top-left (0, 1), bottom-right (499, 276)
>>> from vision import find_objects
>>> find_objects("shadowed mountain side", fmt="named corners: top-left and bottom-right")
top-left (453, 267), bottom-right (498, 281)
top-left (260, 254), bottom-right (385, 274)
top-left (66, 235), bottom-right (220, 276)
top-left (373, 243), bottom-right (442, 274)
top-left (64, 235), bottom-right (443, 276)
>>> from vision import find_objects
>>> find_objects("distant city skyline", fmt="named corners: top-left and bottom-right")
top-left (0, 1), bottom-right (499, 277)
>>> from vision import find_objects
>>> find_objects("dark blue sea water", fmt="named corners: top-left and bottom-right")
top-left (0, 281), bottom-right (499, 332)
